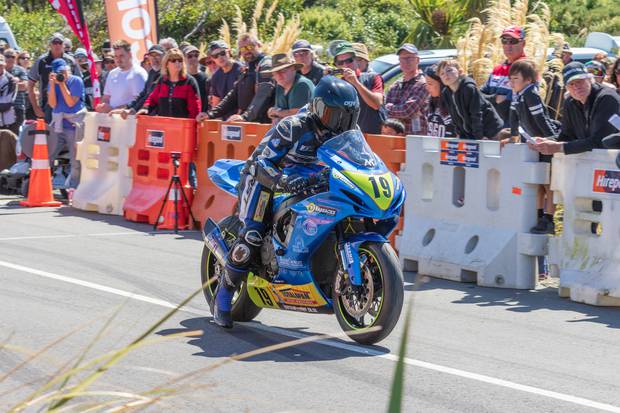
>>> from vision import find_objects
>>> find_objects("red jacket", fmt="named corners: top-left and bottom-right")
top-left (144, 75), bottom-right (201, 119)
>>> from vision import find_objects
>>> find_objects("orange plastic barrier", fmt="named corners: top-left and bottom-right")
top-left (123, 116), bottom-right (196, 226)
top-left (192, 120), bottom-right (270, 226)
top-left (366, 134), bottom-right (407, 247)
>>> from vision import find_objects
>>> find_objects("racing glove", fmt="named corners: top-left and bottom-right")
top-left (279, 174), bottom-right (310, 194)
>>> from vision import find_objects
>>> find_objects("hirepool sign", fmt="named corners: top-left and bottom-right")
top-left (440, 140), bottom-right (480, 168)
top-left (593, 169), bottom-right (620, 194)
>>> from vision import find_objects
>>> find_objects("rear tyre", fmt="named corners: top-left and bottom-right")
top-left (201, 215), bottom-right (262, 322)
top-left (334, 242), bottom-right (404, 345)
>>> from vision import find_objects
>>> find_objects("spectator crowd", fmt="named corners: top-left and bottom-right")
top-left (1, 28), bottom-right (620, 221)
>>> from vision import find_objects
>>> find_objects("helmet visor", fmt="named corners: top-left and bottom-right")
top-left (315, 99), bottom-right (359, 134)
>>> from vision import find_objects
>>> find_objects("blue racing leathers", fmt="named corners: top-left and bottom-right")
top-left (221, 111), bottom-right (330, 293)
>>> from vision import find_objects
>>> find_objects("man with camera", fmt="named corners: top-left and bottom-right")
top-left (48, 58), bottom-right (86, 189)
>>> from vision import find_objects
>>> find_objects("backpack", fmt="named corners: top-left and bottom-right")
top-left (0, 72), bottom-right (16, 113)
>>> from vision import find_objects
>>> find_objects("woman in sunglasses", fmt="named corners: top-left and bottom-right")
top-left (139, 48), bottom-right (201, 120)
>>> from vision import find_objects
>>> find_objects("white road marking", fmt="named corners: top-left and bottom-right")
top-left (0, 231), bottom-right (200, 242)
top-left (1, 259), bottom-right (619, 413)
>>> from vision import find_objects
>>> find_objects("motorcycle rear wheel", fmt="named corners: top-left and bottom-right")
top-left (334, 242), bottom-right (404, 345)
top-left (201, 215), bottom-right (262, 322)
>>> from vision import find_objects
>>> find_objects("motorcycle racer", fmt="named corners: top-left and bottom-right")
top-left (212, 76), bottom-right (361, 328)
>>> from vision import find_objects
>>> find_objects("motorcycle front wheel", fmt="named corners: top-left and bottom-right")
top-left (201, 215), bottom-right (262, 322)
top-left (333, 242), bottom-right (404, 345)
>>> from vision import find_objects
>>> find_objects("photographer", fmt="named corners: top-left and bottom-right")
top-left (47, 58), bottom-right (86, 189)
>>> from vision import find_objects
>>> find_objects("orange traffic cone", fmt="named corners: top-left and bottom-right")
top-left (20, 119), bottom-right (62, 207)
top-left (155, 185), bottom-right (193, 230)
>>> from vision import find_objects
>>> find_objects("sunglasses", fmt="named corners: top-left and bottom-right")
top-left (239, 44), bottom-right (256, 53)
top-left (211, 50), bottom-right (227, 58)
top-left (19, 56), bottom-right (30, 60)
top-left (168, 58), bottom-right (183, 63)
top-left (187, 52), bottom-right (199, 58)
top-left (205, 60), bottom-right (215, 65)
top-left (501, 37), bottom-right (521, 45)
top-left (4, 55), bottom-right (15, 59)
top-left (293, 50), bottom-right (310, 56)
top-left (51, 40), bottom-right (63, 45)
top-left (335, 56), bottom-right (354, 66)
top-left (587, 68), bottom-right (604, 76)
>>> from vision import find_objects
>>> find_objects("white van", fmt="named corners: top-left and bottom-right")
top-left (0, 16), bottom-right (19, 50)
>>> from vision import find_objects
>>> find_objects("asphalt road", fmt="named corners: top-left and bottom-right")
top-left (1, 196), bottom-right (620, 412)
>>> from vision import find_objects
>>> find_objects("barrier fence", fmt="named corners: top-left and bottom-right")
top-left (65, 116), bottom-right (619, 303)
top-left (549, 149), bottom-right (620, 306)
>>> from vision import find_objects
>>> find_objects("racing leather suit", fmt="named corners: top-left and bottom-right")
top-left (223, 111), bottom-right (329, 288)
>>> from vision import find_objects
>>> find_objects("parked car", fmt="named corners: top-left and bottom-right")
top-left (0, 16), bottom-right (19, 50)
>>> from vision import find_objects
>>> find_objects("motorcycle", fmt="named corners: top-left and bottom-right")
top-left (201, 129), bottom-right (405, 344)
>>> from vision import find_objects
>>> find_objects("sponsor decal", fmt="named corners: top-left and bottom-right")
top-left (221, 124), bottom-right (243, 141)
top-left (273, 286), bottom-right (322, 307)
top-left (302, 219), bottom-right (318, 236)
top-left (306, 202), bottom-right (337, 216)
top-left (97, 126), bottom-right (111, 142)
top-left (253, 191), bottom-right (270, 222)
top-left (292, 239), bottom-right (309, 254)
top-left (593, 169), bottom-right (620, 194)
top-left (282, 304), bottom-right (318, 313)
top-left (332, 169), bottom-right (355, 189)
top-left (279, 257), bottom-right (304, 269)
top-left (440, 140), bottom-right (479, 168)
top-left (344, 242), bottom-right (355, 265)
top-left (146, 130), bottom-right (164, 148)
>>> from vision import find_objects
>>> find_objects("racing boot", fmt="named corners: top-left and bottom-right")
top-left (211, 264), bottom-right (247, 329)
top-left (212, 284), bottom-right (234, 329)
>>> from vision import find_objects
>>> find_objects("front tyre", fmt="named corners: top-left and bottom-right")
top-left (201, 215), bottom-right (262, 322)
top-left (334, 242), bottom-right (404, 345)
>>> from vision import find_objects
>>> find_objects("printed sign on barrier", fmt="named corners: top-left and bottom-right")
top-left (221, 124), bottom-right (243, 141)
top-left (592, 169), bottom-right (620, 194)
top-left (97, 126), bottom-right (111, 142)
top-left (146, 130), bottom-right (164, 148)
top-left (440, 139), bottom-right (479, 168)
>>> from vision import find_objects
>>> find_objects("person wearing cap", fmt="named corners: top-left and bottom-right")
top-left (423, 64), bottom-right (454, 138)
top-left (3, 49), bottom-right (28, 135)
top-left (28, 32), bottom-right (81, 122)
top-left (561, 42), bottom-right (573, 65)
top-left (73, 48), bottom-right (95, 110)
top-left (198, 34), bottom-right (270, 122)
top-left (110, 44), bottom-right (164, 119)
top-left (208, 40), bottom-right (241, 108)
top-left (96, 40), bottom-right (147, 113)
top-left (352, 43), bottom-right (370, 72)
top-left (263, 53), bottom-right (314, 123)
top-left (99, 52), bottom-right (116, 91)
top-left (585, 60), bottom-right (615, 89)
top-left (0, 55), bottom-right (17, 133)
top-left (333, 41), bottom-right (384, 134)
top-left (199, 55), bottom-right (276, 124)
top-left (47, 58), bottom-right (86, 188)
top-left (385, 43), bottom-right (428, 135)
top-left (159, 37), bottom-right (179, 52)
top-left (63, 38), bottom-right (73, 55)
top-left (292, 39), bottom-right (324, 85)
top-left (480, 25), bottom-right (527, 125)
top-left (530, 62), bottom-right (620, 155)
top-left (183, 45), bottom-right (209, 113)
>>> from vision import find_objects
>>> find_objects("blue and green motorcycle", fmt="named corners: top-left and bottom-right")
top-left (201, 130), bottom-right (405, 344)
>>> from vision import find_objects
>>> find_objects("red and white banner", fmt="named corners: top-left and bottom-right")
top-left (48, 0), bottom-right (101, 104)
top-left (104, 0), bottom-right (159, 65)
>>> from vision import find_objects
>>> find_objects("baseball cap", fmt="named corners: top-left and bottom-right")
top-left (208, 40), bottom-right (229, 54)
top-left (148, 44), bottom-right (165, 55)
top-left (333, 41), bottom-right (356, 58)
top-left (563, 61), bottom-right (591, 84)
top-left (397, 43), bottom-right (419, 55)
top-left (352, 43), bottom-right (370, 61)
top-left (183, 45), bottom-right (199, 55)
top-left (49, 33), bottom-right (65, 43)
top-left (562, 42), bottom-right (573, 55)
top-left (51, 58), bottom-right (68, 73)
top-left (585, 60), bottom-right (607, 77)
top-left (74, 48), bottom-right (87, 58)
top-left (501, 26), bottom-right (525, 40)
top-left (292, 39), bottom-right (312, 52)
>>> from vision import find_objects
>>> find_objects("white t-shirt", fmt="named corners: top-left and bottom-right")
top-left (103, 65), bottom-right (148, 109)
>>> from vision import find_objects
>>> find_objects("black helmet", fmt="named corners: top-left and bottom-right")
top-left (309, 76), bottom-right (360, 135)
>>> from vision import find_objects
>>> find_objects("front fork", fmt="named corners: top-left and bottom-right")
top-left (336, 224), bottom-right (364, 288)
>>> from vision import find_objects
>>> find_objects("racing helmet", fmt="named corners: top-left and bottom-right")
top-left (309, 76), bottom-right (360, 135)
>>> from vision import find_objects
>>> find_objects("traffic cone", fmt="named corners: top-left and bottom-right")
top-left (20, 119), bottom-right (62, 207)
top-left (156, 185), bottom-right (193, 230)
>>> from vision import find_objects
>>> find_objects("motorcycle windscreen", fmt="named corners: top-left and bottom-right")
top-left (320, 130), bottom-right (386, 172)
top-left (207, 159), bottom-right (245, 196)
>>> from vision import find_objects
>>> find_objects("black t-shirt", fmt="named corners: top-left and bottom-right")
top-left (190, 70), bottom-right (209, 112)
top-left (426, 96), bottom-right (454, 138)
top-left (299, 61), bottom-right (325, 86)
top-left (209, 62), bottom-right (241, 99)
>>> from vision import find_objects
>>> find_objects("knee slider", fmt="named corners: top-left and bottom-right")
top-left (229, 241), bottom-right (253, 267)
top-left (244, 229), bottom-right (263, 247)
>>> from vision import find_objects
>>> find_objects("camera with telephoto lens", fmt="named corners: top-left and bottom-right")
top-left (55, 73), bottom-right (65, 82)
